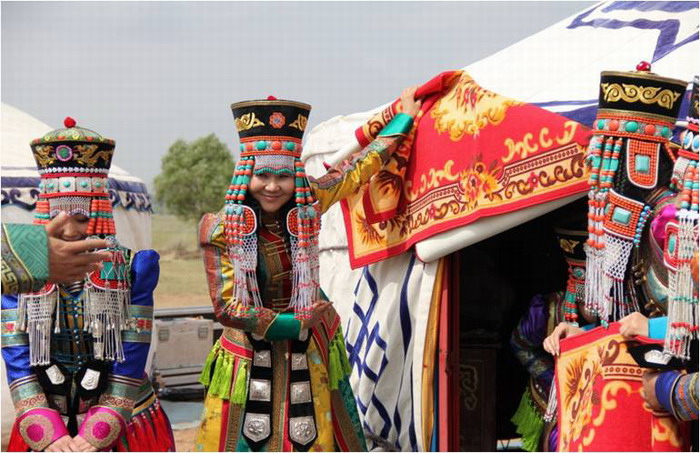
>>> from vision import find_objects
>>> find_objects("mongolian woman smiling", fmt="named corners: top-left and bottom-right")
top-left (195, 87), bottom-right (421, 452)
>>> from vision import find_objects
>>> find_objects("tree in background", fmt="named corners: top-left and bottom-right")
top-left (154, 134), bottom-right (234, 223)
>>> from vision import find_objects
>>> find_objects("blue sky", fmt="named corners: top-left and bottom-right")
top-left (2, 1), bottom-right (593, 184)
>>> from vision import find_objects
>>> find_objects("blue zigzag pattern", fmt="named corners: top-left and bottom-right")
top-left (568, 1), bottom-right (698, 63)
top-left (345, 255), bottom-right (420, 451)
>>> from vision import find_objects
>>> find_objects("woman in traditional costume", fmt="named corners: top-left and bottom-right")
top-left (2, 118), bottom-right (174, 452)
top-left (195, 88), bottom-right (421, 451)
top-left (543, 63), bottom-right (692, 355)
top-left (510, 219), bottom-right (597, 451)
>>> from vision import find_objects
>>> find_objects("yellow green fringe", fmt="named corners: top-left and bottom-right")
top-left (199, 341), bottom-right (250, 405)
top-left (199, 342), bottom-right (221, 387)
top-left (511, 389), bottom-right (545, 452)
top-left (328, 328), bottom-right (352, 391)
top-left (230, 360), bottom-right (249, 405)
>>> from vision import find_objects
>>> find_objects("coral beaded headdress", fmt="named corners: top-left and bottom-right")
top-left (225, 97), bottom-right (320, 319)
top-left (555, 221), bottom-right (589, 327)
top-left (18, 117), bottom-right (132, 366)
top-left (584, 62), bottom-right (687, 324)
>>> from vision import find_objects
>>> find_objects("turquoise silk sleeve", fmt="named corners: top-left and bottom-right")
top-left (648, 316), bottom-right (668, 339)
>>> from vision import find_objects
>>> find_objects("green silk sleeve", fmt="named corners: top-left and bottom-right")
top-left (1, 224), bottom-right (49, 294)
top-left (264, 313), bottom-right (302, 341)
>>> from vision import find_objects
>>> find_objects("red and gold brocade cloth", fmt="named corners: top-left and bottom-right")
top-left (555, 324), bottom-right (689, 451)
top-left (341, 70), bottom-right (591, 268)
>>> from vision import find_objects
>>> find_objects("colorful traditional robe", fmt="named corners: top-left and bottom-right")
top-left (510, 292), bottom-right (565, 452)
top-left (195, 114), bottom-right (414, 451)
top-left (1, 224), bottom-right (49, 295)
top-left (656, 371), bottom-right (699, 421)
top-left (1, 249), bottom-right (174, 452)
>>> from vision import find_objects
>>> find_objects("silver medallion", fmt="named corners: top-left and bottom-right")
top-left (81, 368), bottom-right (100, 391)
top-left (253, 350), bottom-right (271, 368)
top-left (248, 378), bottom-right (272, 402)
top-left (291, 353), bottom-right (308, 371)
top-left (290, 381), bottom-right (312, 404)
top-left (46, 365), bottom-right (65, 385)
top-left (243, 413), bottom-right (271, 443)
top-left (289, 415), bottom-right (316, 446)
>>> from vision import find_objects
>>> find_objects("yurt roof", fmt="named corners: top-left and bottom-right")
top-left (1, 103), bottom-right (142, 184)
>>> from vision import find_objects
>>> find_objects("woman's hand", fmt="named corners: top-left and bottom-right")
top-left (400, 86), bottom-right (422, 117)
top-left (301, 300), bottom-right (333, 330)
top-left (641, 370), bottom-right (663, 411)
top-left (69, 435), bottom-right (98, 452)
top-left (45, 435), bottom-right (76, 452)
top-left (619, 312), bottom-right (649, 338)
top-left (543, 322), bottom-right (584, 356)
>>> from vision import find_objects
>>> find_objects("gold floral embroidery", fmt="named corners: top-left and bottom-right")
top-left (19, 414), bottom-right (55, 450)
top-left (288, 114), bottom-right (308, 132)
top-left (235, 112), bottom-right (264, 132)
top-left (431, 73), bottom-right (522, 141)
top-left (81, 411), bottom-right (122, 448)
top-left (74, 144), bottom-right (111, 167)
top-left (600, 83), bottom-right (681, 110)
top-left (33, 145), bottom-right (56, 167)
top-left (559, 238), bottom-right (580, 254)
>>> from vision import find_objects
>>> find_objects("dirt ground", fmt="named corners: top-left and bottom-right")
top-left (174, 427), bottom-right (199, 451)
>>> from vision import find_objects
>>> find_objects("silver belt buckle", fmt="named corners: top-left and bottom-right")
top-left (243, 413), bottom-right (271, 443)
top-left (248, 378), bottom-right (272, 402)
top-left (289, 415), bottom-right (316, 446)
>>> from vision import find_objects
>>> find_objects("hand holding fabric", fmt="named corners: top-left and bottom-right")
top-left (543, 322), bottom-right (584, 356)
top-left (641, 371), bottom-right (664, 411)
top-left (400, 86), bottom-right (422, 117)
top-left (619, 312), bottom-right (649, 338)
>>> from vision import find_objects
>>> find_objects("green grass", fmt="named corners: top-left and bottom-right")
top-left (151, 214), bottom-right (200, 258)
top-left (152, 214), bottom-right (211, 309)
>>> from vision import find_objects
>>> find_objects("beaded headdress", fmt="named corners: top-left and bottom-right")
top-left (17, 117), bottom-right (132, 366)
top-left (584, 62), bottom-right (687, 324)
top-left (225, 97), bottom-right (320, 319)
top-left (555, 223), bottom-right (589, 326)
top-left (663, 76), bottom-right (699, 359)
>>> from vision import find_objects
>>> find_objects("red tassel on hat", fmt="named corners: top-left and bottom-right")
top-left (64, 116), bottom-right (77, 128)
top-left (267, 95), bottom-right (277, 100)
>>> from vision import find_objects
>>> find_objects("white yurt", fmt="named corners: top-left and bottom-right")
top-left (1, 103), bottom-right (152, 250)
top-left (1, 103), bottom-right (154, 447)
top-left (302, 2), bottom-right (698, 450)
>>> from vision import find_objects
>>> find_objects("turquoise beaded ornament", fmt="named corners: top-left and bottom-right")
top-left (584, 63), bottom-right (687, 323)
